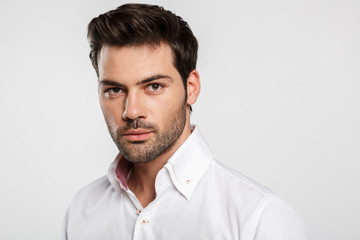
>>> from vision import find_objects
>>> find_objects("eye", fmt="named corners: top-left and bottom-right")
top-left (108, 87), bottom-right (122, 93)
top-left (146, 83), bottom-right (163, 93)
top-left (105, 87), bottom-right (123, 97)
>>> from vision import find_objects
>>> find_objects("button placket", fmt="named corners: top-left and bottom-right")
top-left (141, 219), bottom-right (149, 225)
top-left (135, 207), bottom-right (149, 226)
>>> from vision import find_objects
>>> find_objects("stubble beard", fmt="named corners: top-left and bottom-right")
top-left (106, 102), bottom-right (187, 164)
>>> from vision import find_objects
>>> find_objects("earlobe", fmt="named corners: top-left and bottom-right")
top-left (186, 70), bottom-right (201, 105)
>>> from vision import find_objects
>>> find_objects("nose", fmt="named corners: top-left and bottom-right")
top-left (122, 91), bottom-right (146, 120)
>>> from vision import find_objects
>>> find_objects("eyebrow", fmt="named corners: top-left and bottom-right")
top-left (99, 74), bottom-right (173, 87)
top-left (136, 74), bottom-right (173, 85)
top-left (98, 80), bottom-right (125, 87)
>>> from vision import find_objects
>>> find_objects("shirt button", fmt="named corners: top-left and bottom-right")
top-left (141, 219), bottom-right (149, 224)
top-left (137, 209), bottom-right (142, 214)
top-left (186, 179), bottom-right (191, 184)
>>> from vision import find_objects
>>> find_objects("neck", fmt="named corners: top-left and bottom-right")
top-left (127, 122), bottom-right (192, 208)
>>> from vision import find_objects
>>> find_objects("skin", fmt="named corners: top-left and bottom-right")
top-left (97, 43), bottom-right (200, 207)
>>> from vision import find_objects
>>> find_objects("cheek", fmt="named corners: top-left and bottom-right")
top-left (100, 100), bottom-right (124, 127)
top-left (149, 91), bottom-right (185, 121)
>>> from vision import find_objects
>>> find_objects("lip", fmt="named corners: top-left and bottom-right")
top-left (122, 129), bottom-right (153, 141)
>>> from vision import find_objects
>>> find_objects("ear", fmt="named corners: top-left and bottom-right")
top-left (186, 70), bottom-right (201, 105)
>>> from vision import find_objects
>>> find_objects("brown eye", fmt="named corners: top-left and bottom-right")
top-left (105, 87), bottom-right (124, 98)
top-left (147, 83), bottom-right (163, 92)
top-left (109, 87), bottom-right (122, 93)
top-left (151, 84), bottom-right (160, 90)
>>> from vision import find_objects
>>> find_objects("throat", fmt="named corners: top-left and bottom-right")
top-left (127, 164), bottom-right (158, 208)
top-left (132, 188), bottom-right (157, 208)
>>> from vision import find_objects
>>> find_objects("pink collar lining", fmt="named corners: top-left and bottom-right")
top-left (115, 157), bottom-right (133, 190)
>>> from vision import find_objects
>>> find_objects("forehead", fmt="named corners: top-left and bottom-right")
top-left (97, 43), bottom-right (178, 82)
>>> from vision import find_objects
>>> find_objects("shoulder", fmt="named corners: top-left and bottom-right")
top-left (69, 176), bottom-right (113, 209)
top-left (207, 160), bottom-right (309, 239)
top-left (251, 194), bottom-right (309, 239)
top-left (208, 159), bottom-right (273, 198)
top-left (197, 159), bottom-right (276, 223)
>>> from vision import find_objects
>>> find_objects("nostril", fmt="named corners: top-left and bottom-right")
top-left (122, 111), bottom-right (127, 120)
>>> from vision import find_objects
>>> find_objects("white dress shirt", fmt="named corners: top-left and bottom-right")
top-left (63, 126), bottom-right (309, 240)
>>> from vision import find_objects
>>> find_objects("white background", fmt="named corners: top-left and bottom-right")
top-left (0, 0), bottom-right (359, 239)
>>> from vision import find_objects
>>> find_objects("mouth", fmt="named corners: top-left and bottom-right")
top-left (122, 129), bottom-right (153, 141)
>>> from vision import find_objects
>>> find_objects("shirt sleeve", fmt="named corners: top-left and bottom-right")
top-left (253, 195), bottom-right (309, 240)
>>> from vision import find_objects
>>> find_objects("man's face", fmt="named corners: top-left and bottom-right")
top-left (97, 43), bottom-right (188, 163)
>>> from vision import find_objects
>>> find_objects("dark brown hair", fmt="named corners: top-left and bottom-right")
top-left (87, 3), bottom-right (198, 89)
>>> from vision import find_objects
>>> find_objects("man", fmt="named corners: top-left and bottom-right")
top-left (63, 4), bottom-right (309, 240)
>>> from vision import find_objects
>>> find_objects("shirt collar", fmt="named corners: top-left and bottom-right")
top-left (164, 126), bottom-right (213, 199)
top-left (107, 126), bottom-right (213, 200)
top-left (107, 154), bottom-right (133, 192)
